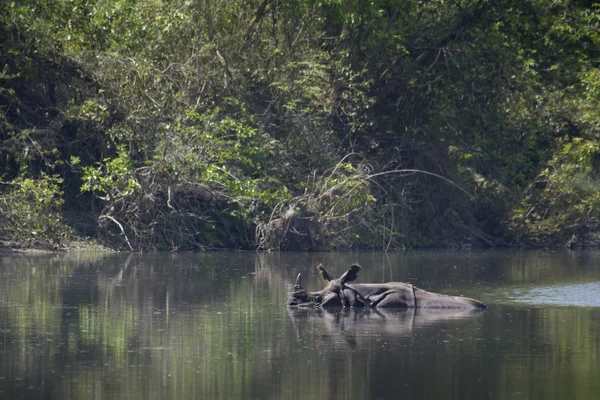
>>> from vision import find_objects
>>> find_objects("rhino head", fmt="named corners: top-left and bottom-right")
top-left (287, 264), bottom-right (368, 307)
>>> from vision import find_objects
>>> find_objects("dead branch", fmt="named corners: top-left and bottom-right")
top-left (99, 214), bottom-right (134, 251)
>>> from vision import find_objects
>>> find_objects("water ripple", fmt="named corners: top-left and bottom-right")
top-left (507, 282), bottom-right (600, 307)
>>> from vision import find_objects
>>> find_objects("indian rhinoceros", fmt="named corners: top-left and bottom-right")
top-left (287, 264), bottom-right (486, 310)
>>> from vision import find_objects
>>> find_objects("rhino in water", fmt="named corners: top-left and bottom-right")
top-left (287, 264), bottom-right (487, 310)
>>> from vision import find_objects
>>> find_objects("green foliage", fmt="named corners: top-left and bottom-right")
top-left (80, 149), bottom-right (140, 200)
top-left (1, 0), bottom-right (600, 249)
top-left (0, 174), bottom-right (70, 247)
top-left (511, 137), bottom-right (600, 245)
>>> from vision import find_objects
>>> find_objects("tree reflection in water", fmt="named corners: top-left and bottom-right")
top-left (1, 251), bottom-right (600, 399)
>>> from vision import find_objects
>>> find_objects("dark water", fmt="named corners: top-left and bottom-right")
top-left (1, 250), bottom-right (600, 399)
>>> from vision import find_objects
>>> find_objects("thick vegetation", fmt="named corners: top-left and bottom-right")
top-left (1, 0), bottom-right (599, 250)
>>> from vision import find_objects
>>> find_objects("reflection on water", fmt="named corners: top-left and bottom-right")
top-left (505, 282), bottom-right (600, 307)
top-left (1, 250), bottom-right (600, 399)
top-left (287, 307), bottom-right (485, 349)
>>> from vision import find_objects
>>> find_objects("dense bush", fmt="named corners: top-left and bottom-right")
top-left (0, 175), bottom-right (70, 248)
top-left (1, 0), bottom-right (599, 250)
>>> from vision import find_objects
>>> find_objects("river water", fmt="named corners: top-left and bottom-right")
top-left (1, 250), bottom-right (600, 399)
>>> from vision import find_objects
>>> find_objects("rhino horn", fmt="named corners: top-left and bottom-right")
top-left (294, 273), bottom-right (302, 288)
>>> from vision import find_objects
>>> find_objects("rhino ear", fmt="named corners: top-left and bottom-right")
top-left (317, 264), bottom-right (333, 282)
top-left (294, 273), bottom-right (302, 289)
top-left (340, 264), bottom-right (362, 284)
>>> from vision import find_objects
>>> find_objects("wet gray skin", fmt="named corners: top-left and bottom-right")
top-left (287, 264), bottom-right (487, 310)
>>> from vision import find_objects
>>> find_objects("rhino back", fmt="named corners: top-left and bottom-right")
top-left (348, 282), bottom-right (416, 308)
top-left (414, 287), bottom-right (487, 309)
top-left (348, 282), bottom-right (413, 297)
top-left (349, 283), bottom-right (486, 309)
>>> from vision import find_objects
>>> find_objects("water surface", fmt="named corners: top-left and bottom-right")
top-left (1, 250), bottom-right (600, 399)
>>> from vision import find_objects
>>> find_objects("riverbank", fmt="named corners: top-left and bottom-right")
top-left (3, 229), bottom-right (600, 253)
top-left (0, 238), bottom-right (114, 254)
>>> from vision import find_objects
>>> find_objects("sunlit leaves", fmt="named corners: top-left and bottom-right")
top-left (0, 174), bottom-right (70, 247)
top-left (81, 148), bottom-right (140, 199)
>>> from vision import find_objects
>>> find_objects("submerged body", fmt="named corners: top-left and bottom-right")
top-left (329, 282), bottom-right (486, 309)
top-left (288, 264), bottom-right (486, 310)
